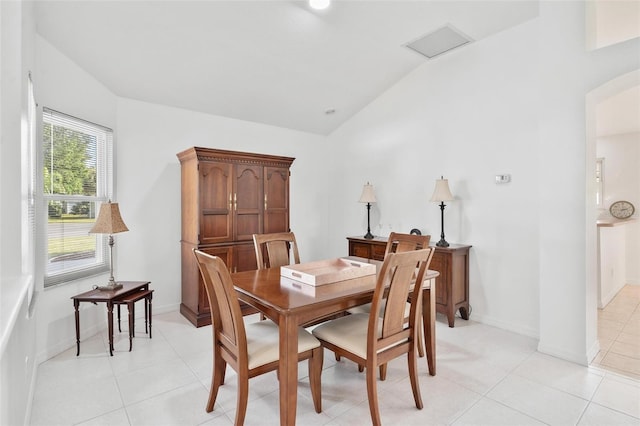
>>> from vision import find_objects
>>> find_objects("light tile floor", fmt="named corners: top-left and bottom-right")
top-left (30, 308), bottom-right (640, 425)
top-left (592, 284), bottom-right (640, 380)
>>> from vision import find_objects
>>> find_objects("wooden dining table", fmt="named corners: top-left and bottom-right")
top-left (230, 257), bottom-right (438, 426)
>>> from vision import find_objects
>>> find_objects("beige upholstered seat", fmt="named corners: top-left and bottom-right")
top-left (253, 232), bottom-right (300, 270)
top-left (193, 249), bottom-right (322, 425)
top-left (312, 248), bottom-right (433, 426)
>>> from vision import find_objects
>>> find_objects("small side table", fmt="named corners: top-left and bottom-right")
top-left (114, 289), bottom-right (154, 351)
top-left (71, 281), bottom-right (151, 356)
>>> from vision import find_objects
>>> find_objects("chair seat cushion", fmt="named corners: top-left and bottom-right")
top-left (312, 313), bottom-right (407, 360)
top-left (312, 314), bottom-right (370, 358)
top-left (347, 301), bottom-right (411, 317)
top-left (245, 320), bottom-right (320, 370)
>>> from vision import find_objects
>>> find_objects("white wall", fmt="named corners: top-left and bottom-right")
top-left (0, 1), bottom-right (38, 425)
top-left (326, 2), bottom-right (640, 364)
top-left (115, 98), bottom-right (328, 313)
top-left (34, 35), bottom-right (120, 361)
top-left (327, 15), bottom-right (541, 338)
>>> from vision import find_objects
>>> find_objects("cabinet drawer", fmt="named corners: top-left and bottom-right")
top-left (371, 244), bottom-right (386, 261)
top-left (350, 242), bottom-right (371, 259)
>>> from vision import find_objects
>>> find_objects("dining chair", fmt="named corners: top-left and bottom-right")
top-left (348, 232), bottom-right (431, 369)
top-left (312, 248), bottom-right (433, 426)
top-left (252, 231), bottom-right (301, 321)
top-left (253, 231), bottom-right (300, 270)
top-left (193, 249), bottom-right (323, 425)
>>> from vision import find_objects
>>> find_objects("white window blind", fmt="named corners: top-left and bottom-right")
top-left (42, 108), bottom-right (113, 287)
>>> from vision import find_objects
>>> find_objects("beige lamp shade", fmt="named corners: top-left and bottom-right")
top-left (89, 201), bottom-right (129, 234)
top-left (430, 178), bottom-right (454, 202)
top-left (358, 182), bottom-right (377, 203)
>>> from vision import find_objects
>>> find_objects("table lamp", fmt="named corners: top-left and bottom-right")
top-left (358, 182), bottom-right (377, 239)
top-left (89, 201), bottom-right (129, 291)
top-left (430, 177), bottom-right (454, 247)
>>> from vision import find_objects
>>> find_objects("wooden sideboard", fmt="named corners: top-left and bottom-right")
top-left (347, 236), bottom-right (472, 327)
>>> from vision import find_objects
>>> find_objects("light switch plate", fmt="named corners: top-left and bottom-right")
top-left (495, 174), bottom-right (511, 184)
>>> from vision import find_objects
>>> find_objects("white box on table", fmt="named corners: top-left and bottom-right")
top-left (280, 257), bottom-right (376, 286)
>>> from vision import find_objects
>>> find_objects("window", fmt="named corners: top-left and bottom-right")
top-left (42, 108), bottom-right (113, 287)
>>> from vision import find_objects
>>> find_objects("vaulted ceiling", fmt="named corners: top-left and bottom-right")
top-left (34, 1), bottom-right (539, 135)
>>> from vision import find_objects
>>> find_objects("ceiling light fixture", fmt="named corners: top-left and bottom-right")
top-left (309, 0), bottom-right (330, 10)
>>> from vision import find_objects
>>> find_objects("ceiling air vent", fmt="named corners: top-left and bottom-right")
top-left (405, 25), bottom-right (472, 59)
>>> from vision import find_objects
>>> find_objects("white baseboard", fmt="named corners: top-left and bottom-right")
top-left (36, 303), bottom-right (181, 365)
top-left (467, 312), bottom-right (539, 340)
top-left (537, 341), bottom-right (590, 366)
top-left (23, 358), bottom-right (39, 426)
top-left (587, 339), bottom-right (601, 364)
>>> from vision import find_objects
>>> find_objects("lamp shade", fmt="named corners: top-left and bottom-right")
top-left (430, 178), bottom-right (454, 202)
top-left (358, 182), bottom-right (377, 203)
top-left (89, 201), bottom-right (129, 234)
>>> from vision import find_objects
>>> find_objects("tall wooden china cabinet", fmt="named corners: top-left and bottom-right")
top-left (177, 147), bottom-right (295, 327)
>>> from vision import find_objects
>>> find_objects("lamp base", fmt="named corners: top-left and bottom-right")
top-left (96, 282), bottom-right (123, 291)
top-left (364, 232), bottom-right (374, 239)
top-left (436, 238), bottom-right (450, 248)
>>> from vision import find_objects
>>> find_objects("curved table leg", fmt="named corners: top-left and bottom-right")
top-left (107, 302), bottom-right (114, 356)
top-left (74, 300), bottom-right (80, 356)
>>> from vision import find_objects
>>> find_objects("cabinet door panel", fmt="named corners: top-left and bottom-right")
top-left (234, 243), bottom-right (258, 272)
top-left (430, 252), bottom-right (449, 306)
top-left (264, 166), bottom-right (290, 233)
top-left (235, 165), bottom-right (263, 241)
top-left (200, 162), bottom-right (233, 244)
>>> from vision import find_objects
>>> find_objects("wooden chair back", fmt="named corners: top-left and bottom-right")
top-left (193, 249), bottom-right (246, 369)
top-left (253, 232), bottom-right (301, 269)
top-left (193, 248), bottom-right (324, 421)
top-left (384, 232), bottom-right (431, 257)
top-left (369, 248), bottom-right (433, 359)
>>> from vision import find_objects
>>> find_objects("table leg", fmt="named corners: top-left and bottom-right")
top-left (423, 280), bottom-right (436, 376)
top-left (107, 302), bottom-right (114, 356)
top-left (148, 294), bottom-right (152, 339)
top-left (74, 300), bottom-right (80, 356)
top-left (145, 295), bottom-right (149, 334)
top-left (279, 315), bottom-right (298, 426)
top-left (128, 302), bottom-right (133, 352)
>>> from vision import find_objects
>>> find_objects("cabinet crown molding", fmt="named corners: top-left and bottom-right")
top-left (177, 146), bottom-right (295, 168)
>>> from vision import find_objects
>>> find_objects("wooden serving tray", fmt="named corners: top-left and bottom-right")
top-left (280, 258), bottom-right (376, 286)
